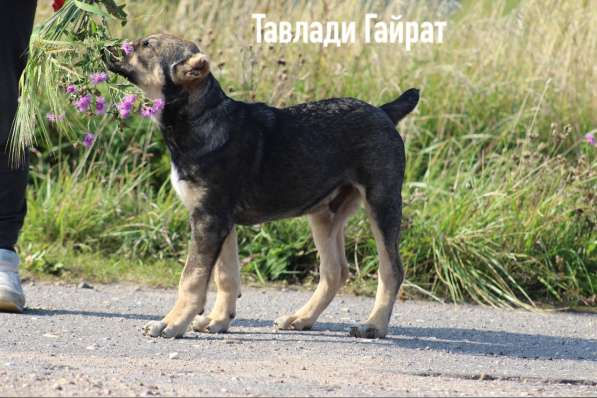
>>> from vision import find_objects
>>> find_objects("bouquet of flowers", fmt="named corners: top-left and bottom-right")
top-left (10, 0), bottom-right (161, 160)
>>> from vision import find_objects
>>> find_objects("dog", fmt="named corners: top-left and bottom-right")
top-left (105, 33), bottom-right (419, 339)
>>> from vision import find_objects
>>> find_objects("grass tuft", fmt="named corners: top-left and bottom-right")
top-left (21, 0), bottom-right (597, 308)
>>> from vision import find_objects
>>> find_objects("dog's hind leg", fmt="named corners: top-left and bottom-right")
top-left (275, 187), bottom-right (360, 331)
top-left (334, 189), bottom-right (361, 286)
top-left (192, 227), bottom-right (240, 333)
top-left (349, 185), bottom-right (404, 339)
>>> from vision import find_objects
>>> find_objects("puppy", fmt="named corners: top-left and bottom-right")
top-left (105, 33), bottom-right (419, 339)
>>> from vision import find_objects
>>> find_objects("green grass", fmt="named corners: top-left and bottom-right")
top-left (19, 0), bottom-right (597, 308)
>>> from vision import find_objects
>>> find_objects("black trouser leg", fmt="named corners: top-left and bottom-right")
top-left (0, 148), bottom-right (29, 250)
top-left (0, 1), bottom-right (37, 251)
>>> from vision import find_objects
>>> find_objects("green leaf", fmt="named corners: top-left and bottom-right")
top-left (72, 0), bottom-right (111, 18)
top-left (99, 0), bottom-right (128, 22)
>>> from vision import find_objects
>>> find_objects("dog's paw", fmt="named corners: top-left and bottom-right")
top-left (274, 315), bottom-right (314, 331)
top-left (348, 323), bottom-right (387, 339)
top-left (143, 320), bottom-right (186, 338)
top-left (191, 315), bottom-right (230, 333)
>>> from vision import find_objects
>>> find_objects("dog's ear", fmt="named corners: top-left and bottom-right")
top-left (171, 53), bottom-right (210, 85)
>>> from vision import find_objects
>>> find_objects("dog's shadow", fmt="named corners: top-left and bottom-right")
top-left (25, 308), bottom-right (596, 363)
top-left (231, 318), bottom-right (597, 363)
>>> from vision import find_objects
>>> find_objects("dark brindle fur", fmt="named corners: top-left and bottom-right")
top-left (105, 34), bottom-right (419, 339)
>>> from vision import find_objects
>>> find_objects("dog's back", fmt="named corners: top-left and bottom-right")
top-left (231, 94), bottom-right (412, 224)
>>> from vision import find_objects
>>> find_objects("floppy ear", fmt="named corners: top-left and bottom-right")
top-left (171, 53), bottom-right (210, 84)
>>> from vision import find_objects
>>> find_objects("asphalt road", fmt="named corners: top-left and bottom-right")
top-left (0, 282), bottom-right (595, 396)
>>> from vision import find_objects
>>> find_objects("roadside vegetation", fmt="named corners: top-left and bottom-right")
top-left (21, 0), bottom-right (596, 308)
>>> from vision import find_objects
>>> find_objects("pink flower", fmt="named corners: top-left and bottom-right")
top-left (122, 94), bottom-right (137, 106)
top-left (140, 106), bottom-right (154, 118)
top-left (65, 84), bottom-right (77, 94)
top-left (118, 107), bottom-right (131, 119)
top-left (95, 96), bottom-right (106, 115)
top-left (89, 72), bottom-right (108, 85)
top-left (152, 98), bottom-right (165, 113)
top-left (75, 94), bottom-right (92, 112)
top-left (585, 133), bottom-right (596, 146)
top-left (46, 112), bottom-right (64, 122)
top-left (117, 95), bottom-right (137, 119)
top-left (82, 132), bottom-right (96, 148)
top-left (140, 99), bottom-right (166, 118)
top-left (122, 41), bottom-right (134, 56)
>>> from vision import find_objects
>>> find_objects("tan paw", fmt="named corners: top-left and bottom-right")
top-left (349, 323), bottom-right (387, 339)
top-left (191, 315), bottom-right (231, 333)
top-left (273, 314), bottom-right (314, 331)
top-left (143, 319), bottom-right (187, 338)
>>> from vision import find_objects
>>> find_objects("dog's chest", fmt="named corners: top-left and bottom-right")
top-left (170, 164), bottom-right (205, 210)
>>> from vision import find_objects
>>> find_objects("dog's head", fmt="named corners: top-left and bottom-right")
top-left (105, 33), bottom-right (210, 99)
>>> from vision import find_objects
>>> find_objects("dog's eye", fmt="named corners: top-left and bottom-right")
top-left (142, 40), bottom-right (151, 48)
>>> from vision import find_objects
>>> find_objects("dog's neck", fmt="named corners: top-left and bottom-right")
top-left (158, 74), bottom-right (231, 169)
top-left (163, 74), bottom-right (226, 115)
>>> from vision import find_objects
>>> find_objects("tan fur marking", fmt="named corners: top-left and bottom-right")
top-left (275, 188), bottom-right (360, 330)
top-left (144, 249), bottom-right (212, 338)
top-left (192, 228), bottom-right (241, 333)
top-left (144, 225), bottom-right (236, 338)
top-left (173, 53), bottom-right (210, 85)
top-left (139, 65), bottom-right (165, 101)
top-left (171, 165), bottom-right (206, 211)
top-left (129, 53), bottom-right (140, 67)
top-left (360, 203), bottom-right (400, 337)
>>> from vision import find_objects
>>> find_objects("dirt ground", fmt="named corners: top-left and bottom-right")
top-left (1, 282), bottom-right (595, 396)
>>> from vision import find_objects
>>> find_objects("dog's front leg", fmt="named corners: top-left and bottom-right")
top-left (144, 214), bottom-right (230, 338)
top-left (192, 227), bottom-right (240, 333)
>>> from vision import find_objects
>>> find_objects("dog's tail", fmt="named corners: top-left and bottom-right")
top-left (380, 88), bottom-right (420, 125)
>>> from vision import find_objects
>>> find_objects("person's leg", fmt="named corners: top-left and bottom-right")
top-left (0, 149), bottom-right (29, 252)
top-left (0, 1), bottom-right (37, 313)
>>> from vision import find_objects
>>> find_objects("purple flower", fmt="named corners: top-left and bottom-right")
top-left (140, 105), bottom-right (154, 118)
top-left (95, 96), bottom-right (106, 115)
top-left (82, 132), bottom-right (96, 148)
top-left (75, 94), bottom-right (92, 112)
top-left (121, 41), bottom-right (134, 56)
top-left (585, 133), bottom-right (596, 146)
top-left (139, 98), bottom-right (166, 118)
top-left (118, 107), bottom-right (131, 119)
top-left (152, 98), bottom-right (165, 113)
top-left (122, 94), bottom-right (137, 106)
top-left (117, 94), bottom-right (136, 119)
top-left (65, 84), bottom-right (77, 94)
top-left (89, 72), bottom-right (108, 85)
top-left (46, 112), bottom-right (64, 122)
